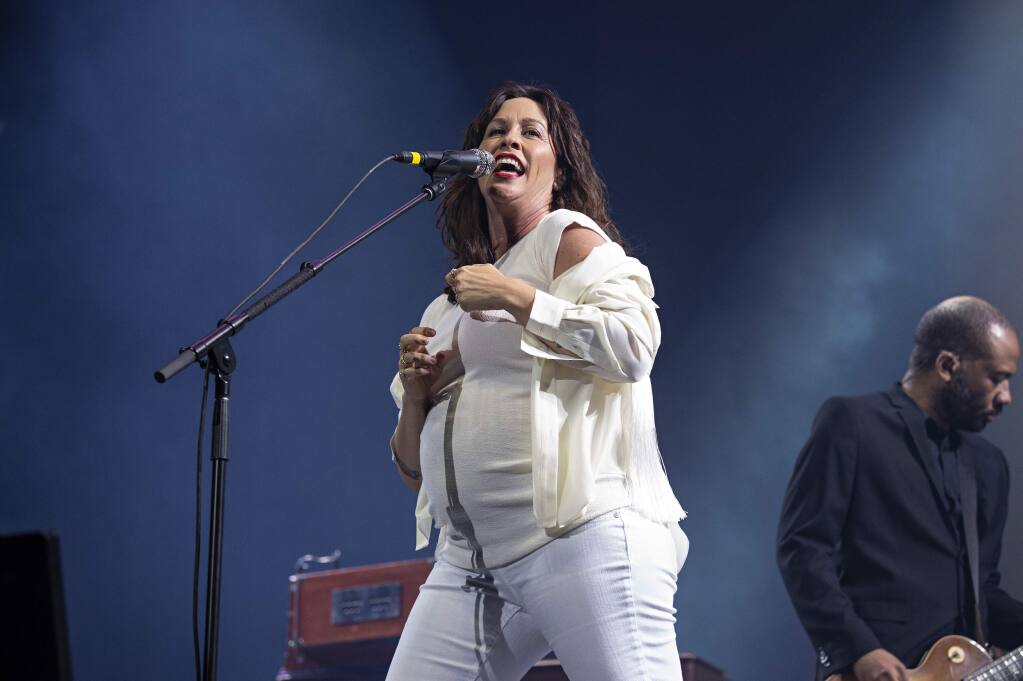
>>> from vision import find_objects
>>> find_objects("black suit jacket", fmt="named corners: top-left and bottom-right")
top-left (777, 385), bottom-right (1023, 677)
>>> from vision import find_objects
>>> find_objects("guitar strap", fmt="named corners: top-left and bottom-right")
top-left (957, 446), bottom-right (987, 646)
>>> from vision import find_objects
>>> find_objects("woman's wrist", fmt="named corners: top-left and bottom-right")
top-left (503, 278), bottom-right (536, 326)
top-left (391, 449), bottom-right (422, 480)
top-left (401, 392), bottom-right (429, 410)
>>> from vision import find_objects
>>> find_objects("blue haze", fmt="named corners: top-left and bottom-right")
top-left (2, 3), bottom-right (1022, 679)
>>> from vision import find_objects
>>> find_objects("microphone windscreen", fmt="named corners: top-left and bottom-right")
top-left (471, 149), bottom-right (496, 177)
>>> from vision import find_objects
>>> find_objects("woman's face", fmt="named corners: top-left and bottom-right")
top-left (477, 97), bottom-right (558, 214)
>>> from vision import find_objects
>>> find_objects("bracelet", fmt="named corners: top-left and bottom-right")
top-left (391, 451), bottom-right (422, 481)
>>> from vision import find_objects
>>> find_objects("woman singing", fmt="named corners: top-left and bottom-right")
top-left (387, 82), bottom-right (688, 681)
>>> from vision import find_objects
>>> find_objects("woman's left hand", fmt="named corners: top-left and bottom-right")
top-left (446, 264), bottom-right (535, 325)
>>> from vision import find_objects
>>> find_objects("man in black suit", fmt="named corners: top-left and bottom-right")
top-left (778, 296), bottom-right (1023, 681)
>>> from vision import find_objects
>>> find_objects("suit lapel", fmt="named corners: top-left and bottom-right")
top-left (886, 386), bottom-right (959, 537)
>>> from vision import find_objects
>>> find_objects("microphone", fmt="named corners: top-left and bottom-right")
top-left (392, 148), bottom-right (495, 178)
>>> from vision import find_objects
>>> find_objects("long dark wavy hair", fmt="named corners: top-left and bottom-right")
top-left (438, 82), bottom-right (625, 299)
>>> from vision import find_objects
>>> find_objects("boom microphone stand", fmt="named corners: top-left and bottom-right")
top-left (154, 173), bottom-right (455, 681)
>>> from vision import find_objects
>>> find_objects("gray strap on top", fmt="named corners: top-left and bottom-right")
top-left (958, 447), bottom-right (987, 646)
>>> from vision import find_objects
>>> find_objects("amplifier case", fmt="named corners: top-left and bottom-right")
top-left (277, 558), bottom-right (433, 681)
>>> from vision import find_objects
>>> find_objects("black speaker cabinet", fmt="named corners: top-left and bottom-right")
top-left (0, 531), bottom-right (73, 681)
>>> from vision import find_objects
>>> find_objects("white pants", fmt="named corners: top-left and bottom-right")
top-left (386, 509), bottom-right (689, 681)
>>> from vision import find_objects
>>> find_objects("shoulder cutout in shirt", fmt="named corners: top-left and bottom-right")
top-left (553, 224), bottom-right (609, 279)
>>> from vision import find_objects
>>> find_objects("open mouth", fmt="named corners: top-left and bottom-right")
top-left (493, 155), bottom-right (525, 177)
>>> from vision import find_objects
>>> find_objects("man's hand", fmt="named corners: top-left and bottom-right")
top-left (852, 648), bottom-right (909, 681)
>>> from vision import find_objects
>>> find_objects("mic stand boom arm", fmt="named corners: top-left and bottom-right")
top-left (153, 173), bottom-right (453, 681)
top-left (155, 175), bottom-right (451, 383)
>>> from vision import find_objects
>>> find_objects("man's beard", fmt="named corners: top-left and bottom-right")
top-left (938, 369), bottom-right (990, 432)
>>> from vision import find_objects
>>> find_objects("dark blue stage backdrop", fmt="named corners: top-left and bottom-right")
top-left (2, 2), bottom-right (1022, 680)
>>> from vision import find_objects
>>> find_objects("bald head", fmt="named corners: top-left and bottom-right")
top-left (909, 296), bottom-right (1017, 373)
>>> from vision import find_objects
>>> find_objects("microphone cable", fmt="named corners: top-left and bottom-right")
top-left (193, 364), bottom-right (211, 681)
top-left (223, 155), bottom-right (395, 320)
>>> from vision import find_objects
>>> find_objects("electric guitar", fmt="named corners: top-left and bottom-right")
top-left (825, 636), bottom-right (1023, 680)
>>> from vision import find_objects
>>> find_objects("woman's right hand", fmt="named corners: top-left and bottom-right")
top-left (398, 326), bottom-right (442, 404)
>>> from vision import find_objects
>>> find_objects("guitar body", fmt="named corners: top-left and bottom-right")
top-left (824, 635), bottom-right (992, 680)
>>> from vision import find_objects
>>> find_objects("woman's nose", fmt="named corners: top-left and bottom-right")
top-left (500, 130), bottom-right (522, 149)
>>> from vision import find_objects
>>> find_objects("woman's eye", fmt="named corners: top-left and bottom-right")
top-left (487, 128), bottom-right (505, 136)
top-left (524, 128), bottom-right (542, 138)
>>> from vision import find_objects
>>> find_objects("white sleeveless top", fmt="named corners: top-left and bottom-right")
top-left (418, 213), bottom-right (628, 570)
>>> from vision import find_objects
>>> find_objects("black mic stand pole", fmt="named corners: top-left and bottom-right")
top-left (155, 173), bottom-right (454, 681)
top-left (202, 339), bottom-right (233, 681)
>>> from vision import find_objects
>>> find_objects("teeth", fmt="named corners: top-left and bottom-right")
top-left (497, 157), bottom-right (523, 172)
